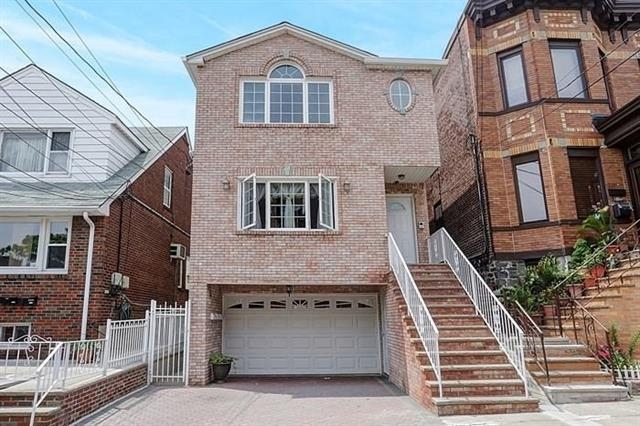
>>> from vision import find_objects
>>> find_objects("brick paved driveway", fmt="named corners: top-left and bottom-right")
top-left (79, 377), bottom-right (441, 426)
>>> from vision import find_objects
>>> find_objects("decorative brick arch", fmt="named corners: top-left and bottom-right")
top-left (260, 52), bottom-right (314, 76)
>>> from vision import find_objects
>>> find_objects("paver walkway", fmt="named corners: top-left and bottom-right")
top-left (78, 377), bottom-right (640, 426)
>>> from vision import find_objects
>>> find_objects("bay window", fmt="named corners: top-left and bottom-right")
top-left (240, 175), bottom-right (336, 231)
top-left (550, 41), bottom-right (587, 99)
top-left (0, 130), bottom-right (71, 174)
top-left (240, 64), bottom-right (333, 124)
top-left (0, 218), bottom-right (71, 273)
top-left (513, 153), bottom-right (548, 223)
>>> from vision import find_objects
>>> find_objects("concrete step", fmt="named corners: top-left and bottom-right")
top-left (438, 325), bottom-right (493, 338)
top-left (427, 379), bottom-right (526, 398)
top-left (433, 396), bottom-right (539, 416)
top-left (541, 384), bottom-right (629, 404)
top-left (421, 294), bottom-right (471, 304)
top-left (434, 350), bottom-right (508, 365)
top-left (533, 343), bottom-right (589, 357)
top-left (526, 356), bottom-right (601, 372)
top-left (531, 370), bottom-right (614, 385)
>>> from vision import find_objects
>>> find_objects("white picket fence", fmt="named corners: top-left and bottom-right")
top-left (603, 365), bottom-right (640, 381)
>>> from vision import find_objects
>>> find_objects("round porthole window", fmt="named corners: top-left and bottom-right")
top-left (389, 79), bottom-right (412, 112)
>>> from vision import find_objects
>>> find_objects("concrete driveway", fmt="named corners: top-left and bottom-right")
top-left (79, 377), bottom-right (441, 426)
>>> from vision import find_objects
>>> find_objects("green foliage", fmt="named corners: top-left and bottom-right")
top-left (605, 324), bottom-right (640, 368)
top-left (498, 255), bottom-right (569, 315)
top-left (578, 207), bottom-right (615, 245)
top-left (209, 352), bottom-right (235, 365)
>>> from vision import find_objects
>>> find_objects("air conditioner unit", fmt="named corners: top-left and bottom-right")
top-left (170, 243), bottom-right (187, 260)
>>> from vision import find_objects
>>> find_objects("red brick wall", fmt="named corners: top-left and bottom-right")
top-left (427, 8), bottom-right (634, 266)
top-left (1, 136), bottom-right (191, 340)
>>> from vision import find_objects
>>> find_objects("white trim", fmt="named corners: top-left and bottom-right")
top-left (0, 216), bottom-right (72, 274)
top-left (0, 128), bottom-right (73, 177)
top-left (0, 323), bottom-right (32, 340)
top-left (163, 166), bottom-right (173, 208)
top-left (240, 173), bottom-right (257, 229)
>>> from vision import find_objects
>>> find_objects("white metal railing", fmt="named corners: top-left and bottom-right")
top-left (428, 228), bottom-right (529, 396)
top-left (388, 233), bottom-right (442, 397)
top-left (30, 342), bottom-right (63, 426)
top-left (1, 335), bottom-right (57, 382)
top-left (104, 318), bottom-right (149, 369)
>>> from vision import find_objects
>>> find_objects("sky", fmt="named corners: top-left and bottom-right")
top-left (0, 0), bottom-right (466, 138)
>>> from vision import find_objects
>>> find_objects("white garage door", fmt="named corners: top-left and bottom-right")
top-left (223, 294), bottom-right (381, 375)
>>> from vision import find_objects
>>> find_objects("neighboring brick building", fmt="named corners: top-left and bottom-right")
top-left (183, 22), bottom-right (444, 385)
top-left (426, 0), bottom-right (640, 286)
top-left (0, 65), bottom-right (191, 341)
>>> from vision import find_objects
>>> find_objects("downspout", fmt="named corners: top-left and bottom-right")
top-left (81, 212), bottom-right (95, 341)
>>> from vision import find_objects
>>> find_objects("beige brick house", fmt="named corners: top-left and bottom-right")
top-left (183, 22), bottom-right (445, 384)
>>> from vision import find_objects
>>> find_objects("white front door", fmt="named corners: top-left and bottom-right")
top-left (223, 294), bottom-right (381, 375)
top-left (386, 196), bottom-right (418, 264)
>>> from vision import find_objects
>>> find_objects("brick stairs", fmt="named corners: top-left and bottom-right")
top-left (0, 384), bottom-right (62, 426)
top-left (391, 264), bottom-right (539, 416)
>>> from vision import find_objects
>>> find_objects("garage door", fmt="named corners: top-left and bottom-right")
top-left (223, 294), bottom-right (381, 375)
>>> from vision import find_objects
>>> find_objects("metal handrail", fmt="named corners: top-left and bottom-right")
top-left (512, 301), bottom-right (550, 385)
top-left (428, 228), bottom-right (529, 396)
top-left (388, 233), bottom-right (442, 397)
top-left (30, 342), bottom-right (63, 426)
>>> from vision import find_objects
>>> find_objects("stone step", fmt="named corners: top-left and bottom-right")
top-left (427, 379), bottom-right (526, 398)
top-left (422, 364), bottom-right (519, 381)
top-left (417, 286), bottom-right (467, 296)
top-left (534, 343), bottom-right (589, 357)
top-left (526, 356), bottom-right (601, 372)
top-left (438, 325), bottom-right (493, 338)
top-left (434, 350), bottom-right (508, 365)
top-left (438, 337), bottom-right (499, 351)
top-left (541, 384), bottom-right (630, 404)
top-left (426, 304), bottom-right (476, 315)
top-left (431, 314), bottom-right (485, 326)
top-left (531, 370), bottom-right (614, 385)
top-left (433, 396), bottom-right (539, 416)
top-left (422, 295), bottom-right (472, 304)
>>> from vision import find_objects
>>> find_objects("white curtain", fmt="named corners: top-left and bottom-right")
top-left (0, 133), bottom-right (46, 172)
top-left (283, 183), bottom-right (305, 228)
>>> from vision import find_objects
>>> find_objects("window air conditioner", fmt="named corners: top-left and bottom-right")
top-left (170, 243), bottom-right (187, 260)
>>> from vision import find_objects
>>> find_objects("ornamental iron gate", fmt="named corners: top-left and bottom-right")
top-left (147, 300), bottom-right (191, 385)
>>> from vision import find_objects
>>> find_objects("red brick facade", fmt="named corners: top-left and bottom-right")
top-left (426, 4), bottom-right (640, 284)
top-left (186, 25), bottom-right (441, 385)
top-left (0, 136), bottom-right (191, 340)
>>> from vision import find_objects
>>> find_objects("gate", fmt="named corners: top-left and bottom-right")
top-left (147, 300), bottom-right (191, 385)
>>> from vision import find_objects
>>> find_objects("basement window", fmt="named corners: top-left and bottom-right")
top-left (0, 323), bottom-right (31, 342)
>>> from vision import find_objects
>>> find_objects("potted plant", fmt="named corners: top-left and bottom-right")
top-left (209, 352), bottom-right (235, 383)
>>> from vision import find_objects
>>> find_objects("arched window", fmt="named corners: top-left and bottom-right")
top-left (241, 64), bottom-right (332, 124)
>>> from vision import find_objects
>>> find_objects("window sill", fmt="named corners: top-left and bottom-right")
top-left (236, 123), bottom-right (337, 129)
top-left (236, 229), bottom-right (341, 236)
top-left (0, 269), bottom-right (69, 277)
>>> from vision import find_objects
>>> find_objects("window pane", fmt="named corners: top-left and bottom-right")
top-left (568, 151), bottom-right (604, 219)
top-left (48, 151), bottom-right (69, 173)
top-left (269, 65), bottom-right (303, 79)
top-left (46, 245), bottom-right (66, 269)
top-left (51, 132), bottom-right (70, 151)
top-left (14, 326), bottom-right (30, 339)
top-left (0, 132), bottom-right (46, 172)
top-left (242, 82), bottom-right (265, 123)
top-left (308, 83), bottom-right (331, 123)
top-left (551, 46), bottom-right (586, 98)
top-left (500, 52), bottom-right (528, 107)
top-left (0, 222), bottom-right (40, 267)
top-left (270, 82), bottom-right (303, 123)
top-left (515, 160), bottom-right (548, 222)
top-left (269, 182), bottom-right (305, 228)
top-left (49, 222), bottom-right (68, 244)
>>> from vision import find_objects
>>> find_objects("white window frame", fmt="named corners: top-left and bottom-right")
top-left (0, 129), bottom-right (73, 176)
top-left (0, 323), bottom-right (31, 341)
top-left (237, 176), bottom-right (337, 231)
top-left (318, 174), bottom-right (334, 229)
top-left (0, 217), bottom-right (72, 275)
top-left (163, 167), bottom-right (173, 208)
top-left (241, 173), bottom-right (257, 229)
top-left (239, 64), bottom-right (334, 125)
